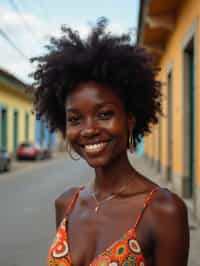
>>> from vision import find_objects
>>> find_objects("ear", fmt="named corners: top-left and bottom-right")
top-left (127, 113), bottom-right (136, 133)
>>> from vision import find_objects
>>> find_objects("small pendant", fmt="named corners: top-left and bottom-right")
top-left (95, 205), bottom-right (100, 213)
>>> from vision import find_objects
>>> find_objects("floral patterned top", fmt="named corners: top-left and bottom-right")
top-left (47, 186), bottom-right (160, 266)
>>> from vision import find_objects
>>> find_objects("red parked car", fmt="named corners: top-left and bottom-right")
top-left (16, 142), bottom-right (46, 160)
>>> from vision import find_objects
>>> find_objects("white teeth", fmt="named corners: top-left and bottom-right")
top-left (84, 142), bottom-right (107, 151)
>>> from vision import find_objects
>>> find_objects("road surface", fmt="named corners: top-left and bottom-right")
top-left (0, 155), bottom-right (92, 266)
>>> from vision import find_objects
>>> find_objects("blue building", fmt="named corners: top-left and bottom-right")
top-left (136, 139), bottom-right (144, 157)
top-left (35, 118), bottom-right (56, 150)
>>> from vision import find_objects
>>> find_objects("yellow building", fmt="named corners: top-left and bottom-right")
top-left (0, 68), bottom-right (35, 153)
top-left (137, 0), bottom-right (200, 221)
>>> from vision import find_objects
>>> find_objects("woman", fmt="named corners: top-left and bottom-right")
top-left (31, 18), bottom-right (189, 266)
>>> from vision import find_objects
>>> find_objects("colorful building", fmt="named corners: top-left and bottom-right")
top-left (137, 0), bottom-right (200, 221)
top-left (35, 118), bottom-right (56, 150)
top-left (0, 68), bottom-right (35, 153)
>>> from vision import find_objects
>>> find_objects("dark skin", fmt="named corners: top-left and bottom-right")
top-left (55, 81), bottom-right (189, 266)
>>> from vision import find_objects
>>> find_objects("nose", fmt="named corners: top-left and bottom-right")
top-left (80, 117), bottom-right (100, 138)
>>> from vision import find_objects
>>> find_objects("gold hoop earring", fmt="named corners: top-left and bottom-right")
top-left (129, 133), bottom-right (134, 153)
top-left (66, 141), bottom-right (80, 161)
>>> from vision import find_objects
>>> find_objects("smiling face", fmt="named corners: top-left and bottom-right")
top-left (65, 81), bottom-right (135, 168)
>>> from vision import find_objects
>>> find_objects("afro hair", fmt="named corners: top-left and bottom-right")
top-left (30, 17), bottom-right (162, 146)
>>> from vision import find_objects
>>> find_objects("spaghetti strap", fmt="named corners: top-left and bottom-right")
top-left (65, 185), bottom-right (84, 217)
top-left (133, 186), bottom-right (160, 230)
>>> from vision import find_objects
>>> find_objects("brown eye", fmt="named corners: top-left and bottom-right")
top-left (98, 111), bottom-right (114, 120)
top-left (67, 116), bottom-right (81, 125)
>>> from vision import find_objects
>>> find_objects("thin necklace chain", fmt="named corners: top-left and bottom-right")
top-left (85, 180), bottom-right (129, 213)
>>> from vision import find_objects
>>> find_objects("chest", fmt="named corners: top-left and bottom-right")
top-left (67, 198), bottom-right (152, 266)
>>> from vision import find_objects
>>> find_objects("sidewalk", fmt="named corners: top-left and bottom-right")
top-left (129, 153), bottom-right (197, 224)
top-left (129, 153), bottom-right (172, 189)
top-left (129, 153), bottom-right (200, 266)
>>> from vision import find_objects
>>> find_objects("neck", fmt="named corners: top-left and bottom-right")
top-left (93, 152), bottom-right (136, 195)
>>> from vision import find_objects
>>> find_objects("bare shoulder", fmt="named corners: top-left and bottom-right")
top-left (146, 189), bottom-right (190, 265)
top-left (55, 186), bottom-right (80, 209)
top-left (55, 186), bottom-right (80, 229)
top-left (150, 188), bottom-right (188, 219)
top-left (148, 187), bottom-right (189, 245)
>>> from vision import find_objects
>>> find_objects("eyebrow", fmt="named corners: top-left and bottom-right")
top-left (65, 108), bottom-right (80, 113)
top-left (65, 103), bottom-right (116, 113)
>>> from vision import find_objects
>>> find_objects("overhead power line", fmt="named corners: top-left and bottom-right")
top-left (17, 0), bottom-right (48, 20)
top-left (7, 0), bottom-right (41, 45)
top-left (0, 29), bottom-right (29, 60)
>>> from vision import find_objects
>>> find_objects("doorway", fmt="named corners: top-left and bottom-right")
top-left (25, 112), bottom-right (29, 142)
top-left (1, 107), bottom-right (8, 150)
top-left (167, 71), bottom-right (173, 181)
top-left (183, 37), bottom-right (195, 198)
top-left (13, 110), bottom-right (19, 151)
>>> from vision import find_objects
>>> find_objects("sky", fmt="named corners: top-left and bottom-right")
top-left (0, 0), bottom-right (140, 84)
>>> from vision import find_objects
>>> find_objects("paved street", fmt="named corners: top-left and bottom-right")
top-left (0, 153), bottom-right (199, 266)
top-left (0, 154), bottom-right (93, 266)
